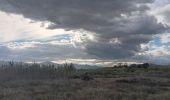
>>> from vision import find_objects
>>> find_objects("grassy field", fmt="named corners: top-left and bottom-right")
top-left (0, 63), bottom-right (170, 100)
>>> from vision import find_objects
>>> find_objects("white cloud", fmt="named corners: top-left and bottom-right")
top-left (159, 33), bottom-right (170, 43)
top-left (0, 11), bottom-right (70, 42)
top-left (150, 0), bottom-right (170, 25)
top-left (139, 38), bottom-right (170, 57)
top-left (5, 41), bottom-right (38, 49)
top-left (137, 33), bottom-right (170, 65)
top-left (146, 46), bottom-right (170, 57)
top-left (0, 0), bottom-right (169, 65)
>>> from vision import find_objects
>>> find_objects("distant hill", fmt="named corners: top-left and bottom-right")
top-left (73, 64), bottom-right (101, 69)
top-left (0, 61), bottom-right (169, 69)
top-left (149, 63), bottom-right (170, 68)
top-left (41, 61), bottom-right (56, 65)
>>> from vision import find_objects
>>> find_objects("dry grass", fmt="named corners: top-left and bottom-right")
top-left (0, 63), bottom-right (170, 100)
top-left (0, 77), bottom-right (170, 100)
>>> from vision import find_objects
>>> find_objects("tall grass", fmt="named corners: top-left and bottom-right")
top-left (0, 61), bottom-right (169, 100)
top-left (0, 61), bottom-right (77, 81)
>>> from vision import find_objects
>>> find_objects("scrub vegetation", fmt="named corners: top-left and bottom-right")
top-left (0, 61), bottom-right (170, 100)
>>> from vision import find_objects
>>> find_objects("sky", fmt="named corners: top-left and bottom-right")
top-left (0, 0), bottom-right (170, 65)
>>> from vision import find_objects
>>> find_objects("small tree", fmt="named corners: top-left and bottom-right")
top-left (8, 60), bottom-right (14, 67)
top-left (81, 72), bottom-right (93, 81)
top-left (143, 63), bottom-right (149, 70)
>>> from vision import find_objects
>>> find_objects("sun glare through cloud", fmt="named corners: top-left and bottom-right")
top-left (0, 0), bottom-right (169, 65)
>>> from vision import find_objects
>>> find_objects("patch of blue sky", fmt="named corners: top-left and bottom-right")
top-left (150, 37), bottom-right (162, 47)
top-left (11, 34), bottom-right (72, 43)
top-left (39, 34), bottom-right (72, 42)
top-left (147, 34), bottom-right (170, 51)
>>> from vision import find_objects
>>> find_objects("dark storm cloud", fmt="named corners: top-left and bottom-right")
top-left (0, 0), bottom-right (153, 20)
top-left (84, 41), bottom-right (135, 59)
top-left (0, 0), bottom-right (168, 59)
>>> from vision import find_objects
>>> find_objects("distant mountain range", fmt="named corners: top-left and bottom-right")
top-left (40, 61), bottom-right (100, 69)
top-left (0, 61), bottom-right (169, 69)
top-left (0, 61), bottom-right (100, 69)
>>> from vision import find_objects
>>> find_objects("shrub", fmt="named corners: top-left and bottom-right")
top-left (81, 72), bottom-right (93, 81)
top-left (143, 63), bottom-right (149, 69)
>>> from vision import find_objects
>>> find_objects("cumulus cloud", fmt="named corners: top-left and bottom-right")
top-left (0, 11), bottom-right (80, 43)
top-left (0, 0), bottom-right (169, 64)
top-left (150, 0), bottom-right (170, 25)
top-left (136, 46), bottom-right (170, 65)
top-left (134, 33), bottom-right (170, 65)
top-left (159, 33), bottom-right (170, 43)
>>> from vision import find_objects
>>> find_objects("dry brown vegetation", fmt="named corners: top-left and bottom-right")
top-left (0, 62), bottom-right (170, 100)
